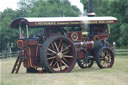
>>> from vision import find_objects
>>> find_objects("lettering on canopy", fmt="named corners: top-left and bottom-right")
top-left (34, 21), bottom-right (80, 26)
top-left (34, 20), bottom-right (114, 26)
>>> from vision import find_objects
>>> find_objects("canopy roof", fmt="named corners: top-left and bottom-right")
top-left (10, 16), bottom-right (118, 29)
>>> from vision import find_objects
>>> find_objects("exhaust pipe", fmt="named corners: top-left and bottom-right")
top-left (88, 0), bottom-right (96, 16)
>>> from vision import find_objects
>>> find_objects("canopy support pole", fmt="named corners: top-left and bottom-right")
top-left (107, 24), bottom-right (111, 34)
top-left (19, 26), bottom-right (22, 38)
top-left (26, 25), bottom-right (29, 38)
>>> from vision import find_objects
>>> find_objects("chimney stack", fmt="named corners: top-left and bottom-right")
top-left (88, 0), bottom-right (96, 16)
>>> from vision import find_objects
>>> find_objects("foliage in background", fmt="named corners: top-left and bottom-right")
top-left (0, 0), bottom-right (80, 51)
top-left (82, 0), bottom-right (128, 48)
top-left (0, 9), bottom-right (19, 51)
top-left (0, 0), bottom-right (128, 51)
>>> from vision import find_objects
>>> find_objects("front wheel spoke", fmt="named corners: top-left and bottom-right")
top-left (48, 56), bottom-right (56, 60)
top-left (47, 48), bottom-right (57, 54)
top-left (87, 63), bottom-right (89, 66)
top-left (101, 60), bottom-right (105, 66)
top-left (106, 59), bottom-right (111, 63)
top-left (108, 55), bottom-right (112, 59)
top-left (105, 60), bottom-right (109, 67)
top-left (84, 64), bottom-right (87, 67)
top-left (103, 61), bottom-right (106, 67)
top-left (99, 57), bottom-right (105, 60)
top-left (101, 52), bottom-right (105, 56)
top-left (85, 63), bottom-right (88, 67)
top-left (100, 61), bottom-right (103, 65)
top-left (106, 51), bottom-right (110, 56)
top-left (107, 61), bottom-right (111, 66)
top-left (80, 59), bottom-right (84, 62)
top-left (61, 60), bottom-right (69, 68)
top-left (106, 53), bottom-right (110, 56)
top-left (104, 60), bottom-right (108, 67)
top-left (107, 60), bottom-right (111, 63)
top-left (104, 61), bottom-right (107, 67)
top-left (108, 57), bottom-right (112, 60)
top-left (63, 55), bottom-right (73, 58)
top-left (54, 42), bottom-right (59, 52)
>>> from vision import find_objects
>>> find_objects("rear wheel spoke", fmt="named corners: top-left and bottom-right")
top-left (61, 60), bottom-right (69, 68)
top-left (62, 50), bottom-right (69, 55)
top-left (63, 55), bottom-right (73, 58)
top-left (52, 61), bottom-right (57, 68)
top-left (47, 53), bottom-right (54, 56)
top-left (48, 56), bottom-right (56, 60)
top-left (50, 60), bottom-right (54, 66)
top-left (47, 48), bottom-right (57, 54)
top-left (60, 43), bottom-right (64, 52)
top-left (63, 57), bottom-right (69, 64)
top-left (56, 62), bottom-right (60, 71)
top-left (59, 62), bottom-right (62, 71)
top-left (59, 39), bottom-right (62, 49)
top-left (62, 45), bottom-right (71, 52)
top-left (54, 42), bottom-right (59, 52)
top-left (51, 43), bottom-right (56, 51)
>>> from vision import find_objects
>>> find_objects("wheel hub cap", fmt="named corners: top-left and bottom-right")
top-left (57, 52), bottom-right (63, 59)
top-left (105, 56), bottom-right (108, 61)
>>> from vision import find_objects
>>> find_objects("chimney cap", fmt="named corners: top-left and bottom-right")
top-left (88, 12), bottom-right (96, 16)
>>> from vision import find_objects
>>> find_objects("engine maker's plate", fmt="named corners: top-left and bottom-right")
top-left (67, 32), bottom-right (82, 41)
top-left (71, 32), bottom-right (78, 41)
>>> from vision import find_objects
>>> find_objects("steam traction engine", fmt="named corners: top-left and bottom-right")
top-left (10, 16), bottom-right (117, 73)
top-left (10, 0), bottom-right (118, 73)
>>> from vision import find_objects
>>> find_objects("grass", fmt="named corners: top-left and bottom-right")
top-left (0, 56), bottom-right (128, 85)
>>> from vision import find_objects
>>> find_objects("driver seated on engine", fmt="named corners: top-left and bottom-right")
top-left (33, 31), bottom-right (44, 43)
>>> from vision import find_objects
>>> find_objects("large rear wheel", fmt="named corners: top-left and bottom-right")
top-left (40, 35), bottom-right (76, 73)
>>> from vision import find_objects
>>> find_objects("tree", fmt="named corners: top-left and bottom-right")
top-left (108, 0), bottom-right (128, 47)
top-left (26, 0), bottom-right (80, 17)
top-left (119, 24), bottom-right (128, 48)
top-left (0, 9), bottom-right (19, 51)
top-left (82, 0), bottom-right (128, 48)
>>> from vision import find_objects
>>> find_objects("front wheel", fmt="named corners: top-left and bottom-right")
top-left (77, 51), bottom-right (94, 68)
top-left (40, 35), bottom-right (77, 73)
top-left (96, 47), bottom-right (114, 68)
top-left (77, 58), bottom-right (94, 68)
